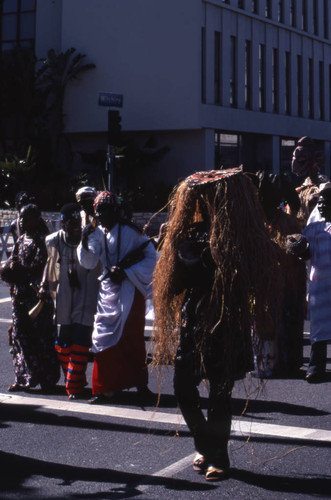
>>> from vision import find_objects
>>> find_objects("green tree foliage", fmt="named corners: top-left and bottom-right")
top-left (0, 47), bottom-right (95, 209)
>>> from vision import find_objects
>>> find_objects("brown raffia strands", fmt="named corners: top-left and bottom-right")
top-left (152, 170), bottom-right (282, 378)
top-left (296, 184), bottom-right (319, 228)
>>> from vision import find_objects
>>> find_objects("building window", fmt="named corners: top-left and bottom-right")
top-left (238, 0), bottom-right (245, 8)
top-left (313, 0), bottom-right (319, 35)
top-left (215, 132), bottom-right (240, 169)
top-left (319, 61), bottom-right (324, 120)
top-left (272, 48), bottom-right (278, 112)
top-left (201, 27), bottom-right (206, 103)
top-left (245, 40), bottom-right (251, 109)
top-left (302, 0), bottom-right (308, 31)
top-left (230, 36), bottom-right (237, 107)
top-left (252, 0), bottom-right (259, 14)
top-left (258, 43), bottom-right (265, 111)
top-left (0, 0), bottom-right (36, 51)
top-left (285, 51), bottom-right (291, 115)
top-left (308, 58), bottom-right (314, 118)
top-left (214, 31), bottom-right (221, 105)
top-left (278, 0), bottom-right (284, 23)
top-left (290, 0), bottom-right (296, 27)
top-left (324, 0), bottom-right (329, 39)
top-left (265, 0), bottom-right (272, 19)
top-left (297, 54), bottom-right (303, 116)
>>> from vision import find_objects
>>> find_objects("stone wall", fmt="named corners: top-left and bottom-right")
top-left (0, 210), bottom-right (167, 236)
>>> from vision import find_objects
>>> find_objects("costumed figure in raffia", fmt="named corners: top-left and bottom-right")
top-left (255, 171), bottom-right (306, 377)
top-left (152, 167), bottom-right (281, 481)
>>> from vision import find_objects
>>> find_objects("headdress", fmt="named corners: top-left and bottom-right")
top-left (75, 186), bottom-right (97, 202)
top-left (19, 203), bottom-right (40, 219)
top-left (93, 191), bottom-right (121, 210)
top-left (15, 191), bottom-right (30, 210)
top-left (185, 166), bottom-right (243, 186)
top-left (60, 203), bottom-right (81, 222)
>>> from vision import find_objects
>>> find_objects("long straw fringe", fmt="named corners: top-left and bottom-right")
top-left (152, 173), bottom-right (282, 381)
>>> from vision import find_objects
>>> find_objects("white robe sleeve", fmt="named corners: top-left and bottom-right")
top-left (77, 226), bottom-right (104, 270)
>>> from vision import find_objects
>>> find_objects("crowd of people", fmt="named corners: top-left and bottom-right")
top-left (2, 187), bottom-right (157, 404)
top-left (0, 136), bottom-right (329, 482)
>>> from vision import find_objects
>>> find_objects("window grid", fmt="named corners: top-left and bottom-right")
top-left (319, 61), bottom-right (324, 120)
top-left (0, 0), bottom-right (36, 51)
top-left (290, 0), bottom-right (296, 28)
top-left (245, 39), bottom-right (252, 109)
top-left (285, 51), bottom-right (291, 115)
top-left (297, 54), bottom-right (303, 117)
top-left (258, 43), bottom-right (265, 111)
top-left (214, 31), bottom-right (221, 105)
top-left (324, 0), bottom-right (329, 39)
top-left (313, 0), bottom-right (319, 36)
top-left (302, 0), bottom-right (308, 31)
top-left (308, 58), bottom-right (314, 118)
top-left (201, 27), bottom-right (206, 103)
top-left (272, 48), bottom-right (278, 113)
top-left (278, 1), bottom-right (284, 23)
top-left (230, 36), bottom-right (237, 107)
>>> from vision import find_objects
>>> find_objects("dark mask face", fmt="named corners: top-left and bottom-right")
top-left (317, 193), bottom-right (331, 221)
top-left (64, 218), bottom-right (81, 243)
top-left (21, 213), bottom-right (39, 234)
top-left (95, 205), bottom-right (119, 230)
top-left (79, 198), bottom-right (95, 216)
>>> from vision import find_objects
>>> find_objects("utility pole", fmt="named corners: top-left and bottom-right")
top-left (98, 92), bottom-right (123, 191)
top-left (107, 109), bottom-right (122, 191)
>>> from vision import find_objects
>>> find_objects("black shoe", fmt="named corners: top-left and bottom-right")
top-left (305, 371), bottom-right (325, 383)
top-left (88, 393), bottom-right (114, 404)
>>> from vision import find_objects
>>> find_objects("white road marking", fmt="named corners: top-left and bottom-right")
top-left (0, 318), bottom-right (11, 323)
top-left (0, 297), bottom-right (11, 303)
top-left (136, 453), bottom-right (196, 493)
top-left (1, 393), bottom-right (330, 443)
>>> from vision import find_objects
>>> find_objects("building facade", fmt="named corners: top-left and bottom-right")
top-left (1, 0), bottom-right (331, 186)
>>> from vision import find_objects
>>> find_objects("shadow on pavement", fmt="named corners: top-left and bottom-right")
top-left (230, 467), bottom-right (330, 497)
top-left (0, 449), bottom-right (215, 498)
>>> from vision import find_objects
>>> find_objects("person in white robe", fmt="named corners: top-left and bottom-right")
top-left (77, 191), bottom-right (157, 404)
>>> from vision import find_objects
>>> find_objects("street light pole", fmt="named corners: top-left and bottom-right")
top-left (106, 142), bottom-right (114, 191)
top-left (98, 92), bottom-right (123, 192)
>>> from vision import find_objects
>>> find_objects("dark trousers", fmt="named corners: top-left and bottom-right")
top-left (307, 341), bottom-right (328, 375)
top-left (174, 358), bottom-right (233, 468)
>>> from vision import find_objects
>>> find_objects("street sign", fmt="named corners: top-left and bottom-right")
top-left (98, 92), bottom-right (123, 108)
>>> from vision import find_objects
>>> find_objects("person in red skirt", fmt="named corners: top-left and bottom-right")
top-left (77, 191), bottom-right (156, 404)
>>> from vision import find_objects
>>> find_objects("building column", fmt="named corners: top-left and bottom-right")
top-left (204, 128), bottom-right (215, 171)
top-left (272, 135), bottom-right (281, 175)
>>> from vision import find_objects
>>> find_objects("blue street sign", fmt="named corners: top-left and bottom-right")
top-left (98, 92), bottom-right (123, 108)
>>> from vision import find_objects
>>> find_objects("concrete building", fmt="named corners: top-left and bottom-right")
top-left (1, 0), bottom-right (331, 187)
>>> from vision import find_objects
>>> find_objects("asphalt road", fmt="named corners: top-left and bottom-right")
top-left (0, 283), bottom-right (330, 500)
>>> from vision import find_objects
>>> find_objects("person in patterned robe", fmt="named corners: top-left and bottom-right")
top-left (4, 204), bottom-right (60, 392)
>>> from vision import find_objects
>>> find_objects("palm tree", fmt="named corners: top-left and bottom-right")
top-left (35, 47), bottom-right (96, 171)
top-left (0, 47), bottom-right (95, 208)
